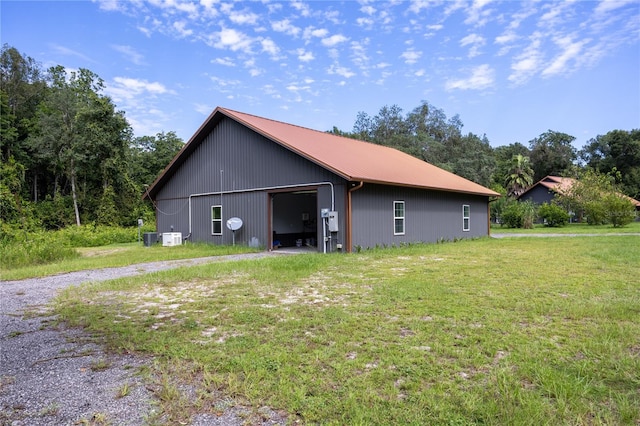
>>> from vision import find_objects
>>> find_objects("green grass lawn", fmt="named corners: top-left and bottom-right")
top-left (0, 242), bottom-right (258, 281)
top-left (54, 237), bottom-right (640, 425)
top-left (491, 220), bottom-right (640, 234)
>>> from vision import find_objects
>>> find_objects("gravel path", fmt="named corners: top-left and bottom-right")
top-left (0, 252), bottom-right (290, 426)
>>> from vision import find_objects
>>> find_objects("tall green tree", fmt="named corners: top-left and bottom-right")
top-left (505, 154), bottom-right (534, 198)
top-left (580, 129), bottom-right (640, 198)
top-left (28, 66), bottom-right (131, 226)
top-left (129, 131), bottom-right (184, 188)
top-left (528, 130), bottom-right (577, 181)
top-left (347, 101), bottom-right (495, 186)
top-left (493, 142), bottom-right (530, 188)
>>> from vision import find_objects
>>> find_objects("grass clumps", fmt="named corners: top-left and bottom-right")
top-left (55, 237), bottom-right (640, 425)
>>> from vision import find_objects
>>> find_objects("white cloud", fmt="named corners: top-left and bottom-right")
top-left (194, 103), bottom-right (213, 115)
top-left (210, 28), bottom-right (253, 52)
top-left (460, 33), bottom-right (485, 57)
top-left (213, 57), bottom-right (235, 66)
top-left (361, 5), bottom-right (376, 15)
top-left (327, 64), bottom-right (355, 78)
top-left (95, 0), bottom-right (124, 12)
top-left (296, 48), bottom-right (315, 62)
top-left (322, 34), bottom-right (348, 47)
top-left (445, 64), bottom-right (494, 90)
top-left (50, 44), bottom-right (93, 62)
top-left (261, 38), bottom-right (280, 56)
top-left (595, 0), bottom-right (636, 15)
top-left (109, 77), bottom-right (171, 97)
top-left (303, 27), bottom-right (329, 40)
top-left (415, 69), bottom-right (425, 77)
top-left (111, 45), bottom-right (145, 65)
top-left (291, 1), bottom-right (311, 17)
top-left (199, 0), bottom-right (219, 16)
top-left (463, 0), bottom-right (494, 26)
top-left (286, 84), bottom-right (311, 92)
top-left (228, 10), bottom-right (259, 25)
top-left (272, 19), bottom-right (301, 37)
top-left (408, 0), bottom-right (433, 14)
top-left (173, 20), bottom-right (193, 37)
top-left (508, 32), bottom-right (544, 85)
top-left (542, 35), bottom-right (588, 77)
top-left (495, 31), bottom-right (517, 45)
top-left (400, 49), bottom-right (422, 64)
top-left (357, 17), bottom-right (374, 27)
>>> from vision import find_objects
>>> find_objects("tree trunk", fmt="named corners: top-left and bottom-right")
top-left (33, 172), bottom-right (38, 202)
top-left (70, 170), bottom-right (81, 226)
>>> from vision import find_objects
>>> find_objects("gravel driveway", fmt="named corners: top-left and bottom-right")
top-left (0, 252), bottom-right (290, 426)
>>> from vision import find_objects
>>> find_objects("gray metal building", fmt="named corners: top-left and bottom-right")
top-left (145, 107), bottom-right (499, 252)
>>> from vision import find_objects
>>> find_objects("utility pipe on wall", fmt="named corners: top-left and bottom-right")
top-left (187, 181), bottom-right (336, 235)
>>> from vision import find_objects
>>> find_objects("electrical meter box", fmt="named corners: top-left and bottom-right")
top-left (328, 211), bottom-right (339, 232)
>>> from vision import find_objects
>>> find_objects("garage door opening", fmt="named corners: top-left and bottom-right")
top-left (271, 190), bottom-right (318, 250)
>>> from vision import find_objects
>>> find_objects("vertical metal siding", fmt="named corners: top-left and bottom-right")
top-left (350, 184), bottom-right (490, 250)
top-left (155, 117), bottom-right (345, 246)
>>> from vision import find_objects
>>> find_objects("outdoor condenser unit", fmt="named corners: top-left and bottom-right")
top-left (162, 232), bottom-right (182, 247)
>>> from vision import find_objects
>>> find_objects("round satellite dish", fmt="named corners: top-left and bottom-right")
top-left (226, 217), bottom-right (243, 231)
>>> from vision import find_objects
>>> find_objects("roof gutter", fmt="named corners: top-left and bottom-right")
top-left (346, 181), bottom-right (364, 253)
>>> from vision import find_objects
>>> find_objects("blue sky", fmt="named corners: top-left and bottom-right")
top-left (2, 0), bottom-right (639, 149)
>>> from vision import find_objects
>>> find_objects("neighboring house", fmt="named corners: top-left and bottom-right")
top-left (144, 107), bottom-right (499, 252)
top-left (518, 175), bottom-right (640, 220)
top-left (517, 176), bottom-right (575, 206)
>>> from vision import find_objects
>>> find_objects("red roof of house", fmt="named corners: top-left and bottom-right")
top-left (146, 107), bottom-right (500, 199)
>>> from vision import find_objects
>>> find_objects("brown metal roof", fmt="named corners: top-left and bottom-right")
top-left (146, 106), bottom-right (500, 199)
top-left (521, 175), bottom-right (640, 207)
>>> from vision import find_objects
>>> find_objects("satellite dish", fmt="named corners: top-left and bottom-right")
top-left (226, 217), bottom-right (243, 246)
top-left (226, 217), bottom-right (243, 231)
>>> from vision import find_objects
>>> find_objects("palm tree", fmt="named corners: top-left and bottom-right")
top-left (505, 154), bottom-right (534, 198)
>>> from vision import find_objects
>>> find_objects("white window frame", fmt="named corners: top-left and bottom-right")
top-left (394, 201), bottom-right (405, 235)
top-left (211, 205), bottom-right (222, 235)
top-left (463, 204), bottom-right (470, 232)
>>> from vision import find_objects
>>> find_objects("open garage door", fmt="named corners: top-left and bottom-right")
top-left (271, 190), bottom-right (318, 251)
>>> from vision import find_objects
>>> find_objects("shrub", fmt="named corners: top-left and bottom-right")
top-left (604, 194), bottom-right (635, 227)
top-left (0, 225), bottom-right (153, 269)
top-left (0, 232), bottom-right (79, 269)
top-left (500, 200), bottom-right (537, 229)
top-left (538, 202), bottom-right (569, 227)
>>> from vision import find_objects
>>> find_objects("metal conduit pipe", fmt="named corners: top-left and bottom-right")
top-left (188, 181), bottom-right (335, 235)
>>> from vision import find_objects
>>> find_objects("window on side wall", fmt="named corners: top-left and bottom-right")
top-left (212, 205), bottom-right (222, 235)
top-left (463, 204), bottom-right (470, 231)
top-left (394, 201), bottom-right (405, 235)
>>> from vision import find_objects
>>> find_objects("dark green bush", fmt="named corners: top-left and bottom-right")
top-left (604, 194), bottom-right (636, 227)
top-left (500, 200), bottom-right (536, 229)
top-left (0, 232), bottom-right (79, 269)
top-left (538, 202), bottom-right (569, 227)
top-left (0, 224), bottom-right (153, 269)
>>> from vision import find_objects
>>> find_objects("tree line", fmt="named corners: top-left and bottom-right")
top-left (330, 103), bottom-right (640, 200)
top-left (2, 44), bottom-right (639, 237)
top-left (1, 45), bottom-right (183, 235)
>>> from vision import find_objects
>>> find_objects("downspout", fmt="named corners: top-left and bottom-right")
top-left (346, 181), bottom-right (364, 253)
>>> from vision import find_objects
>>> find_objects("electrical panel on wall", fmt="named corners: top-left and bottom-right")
top-left (328, 211), bottom-right (339, 232)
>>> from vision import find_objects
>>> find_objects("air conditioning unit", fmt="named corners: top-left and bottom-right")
top-left (162, 232), bottom-right (182, 247)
